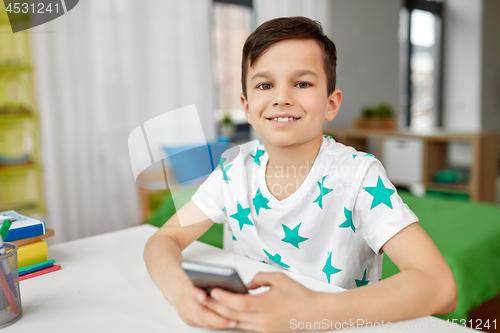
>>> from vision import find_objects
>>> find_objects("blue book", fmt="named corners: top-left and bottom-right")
top-left (0, 210), bottom-right (46, 242)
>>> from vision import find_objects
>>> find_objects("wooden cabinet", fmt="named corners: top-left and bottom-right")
top-left (324, 128), bottom-right (499, 203)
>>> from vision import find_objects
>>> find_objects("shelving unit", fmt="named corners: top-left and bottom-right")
top-left (0, 5), bottom-right (46, 215)
top-left (325, 128), bottom-right (499, 203)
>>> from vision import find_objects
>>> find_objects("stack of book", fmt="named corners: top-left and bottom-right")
top-left (0, 210), bottom-right (60, 280)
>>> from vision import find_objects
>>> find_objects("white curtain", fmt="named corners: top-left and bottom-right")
top-left (31, 0), bottom-right (216, 244)
top-left (254, 0), bottom-right (330, 32)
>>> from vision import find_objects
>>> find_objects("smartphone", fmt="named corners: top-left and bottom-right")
top-left (180, 260), bottom-right (249, 294)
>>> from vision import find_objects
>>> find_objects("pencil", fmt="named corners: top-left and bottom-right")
top-left (0, 266), bottom-right (19, 314)
top-left (0, 238), bottom-right (20, 314)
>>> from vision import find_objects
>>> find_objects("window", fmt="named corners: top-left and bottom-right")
top-left (212, 0), bottom-right (253, 141)
top-left (402, 0), bottom-right (444, 130)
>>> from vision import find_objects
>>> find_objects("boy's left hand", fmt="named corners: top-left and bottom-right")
top-left (203, 271), bottom-right (323, 332)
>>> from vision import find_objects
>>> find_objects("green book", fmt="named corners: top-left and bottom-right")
top-left (18, 259), bottom-right (56, 274)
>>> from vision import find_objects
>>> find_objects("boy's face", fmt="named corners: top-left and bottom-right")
top-left (241, 39), bottom-right (342, 148)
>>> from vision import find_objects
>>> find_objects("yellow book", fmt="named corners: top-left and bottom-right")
top-left (17, 240), bottom-right (48, 269)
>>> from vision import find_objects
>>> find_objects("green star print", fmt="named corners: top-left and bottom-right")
top-left (219, 157), bottom-right (233, 181)
top-left (229, 201), bottom-right (254, 231)
top-left (339, 207), bottom-right (355, 232)
top-left (253, 188), bottom-right (271, 216)
top-left (322, 252), bottom-right (341, 284)
top-left (313, 175), bottom-right (333, 209)
top-left (263, 249), bottom-right (290, 268)
top-left (251, 148), bottom-right (265, 166)
top-left (363, 176), bottom-right (395, 209)
top-left (281, 222), bottom-right (309, 248)
top-left (323, 135), bottom-right (335, 141)
top-left (355, 269), bottom-right (370, 287)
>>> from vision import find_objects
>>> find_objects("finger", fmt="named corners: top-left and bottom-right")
top-left (210, 288), bottom-right (259, 313)
top-left (245, 281), bottom-right (261, 290)
top-left (230, 316), bottom-right (262, 332)
top-left (196, 303), bottom-right (237, 330)
top-left (190, 287), bottom-right (208, 305)
top-left (246, 281), bottom-right (265, 290)
top-left (247, 271), bottom-right (286, 289)
top-left (205, 297), bottom-right (240, 321)
top-left (205, 298), bottom-right (262, 331)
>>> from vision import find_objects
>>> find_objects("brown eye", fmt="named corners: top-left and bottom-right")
top-left (258, 83), bottom-right (272, 90)
top-left (295, 82), bottom-right (311, 88)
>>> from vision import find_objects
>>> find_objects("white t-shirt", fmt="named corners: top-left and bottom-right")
top-left (191, 135), bottom-right (418, 289)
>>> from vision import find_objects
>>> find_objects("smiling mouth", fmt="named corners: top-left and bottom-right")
top-left (266, 117), bottom-right (300, 122)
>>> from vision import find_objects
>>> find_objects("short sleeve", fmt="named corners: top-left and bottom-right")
top-left (352, 158), bottom-right (419, 255)
top-left (191, 168), bottom-right (228, 224)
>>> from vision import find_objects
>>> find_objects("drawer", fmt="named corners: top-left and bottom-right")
top-left (383, 137), bottom-right (423, 185)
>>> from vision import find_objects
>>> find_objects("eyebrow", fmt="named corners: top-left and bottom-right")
top-left (293, 69), bottom-right (319, 78)
top-left (250, 71), bottom-right (272, 82)
top-left (250, 69), bottom-right (318, 82)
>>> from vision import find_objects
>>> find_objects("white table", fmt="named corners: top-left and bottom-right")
top-left (2, 225), bottom-right (474, 332)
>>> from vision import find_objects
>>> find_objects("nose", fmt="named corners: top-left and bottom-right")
top-left (273, 86), bottom-right (294, 107)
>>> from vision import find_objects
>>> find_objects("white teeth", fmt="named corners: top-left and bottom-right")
top-left (270, 117), bottom-right (297, 122)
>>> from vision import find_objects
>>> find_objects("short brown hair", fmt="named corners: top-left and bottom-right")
top-left (241, 16), bottom-right (337, 99)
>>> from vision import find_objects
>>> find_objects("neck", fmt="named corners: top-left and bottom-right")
top-left (265, 135), bottom-right (323, 175)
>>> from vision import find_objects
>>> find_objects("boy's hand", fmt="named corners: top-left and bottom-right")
top-left (203, 272), bottom-right (322, 332)
top-left (172, 278), bottom-right (238, 330)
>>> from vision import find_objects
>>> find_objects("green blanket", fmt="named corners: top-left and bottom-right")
top-left (145, 186), bottom-right (223, 249)
top-left (383, 191), bottom-right (500, 321)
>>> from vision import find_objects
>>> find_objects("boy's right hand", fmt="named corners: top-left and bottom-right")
top-left (172, 278), bottom-right (237, 330)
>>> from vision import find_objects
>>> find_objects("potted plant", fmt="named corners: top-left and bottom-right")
top-left (354, 102), bottom-right (396, 130)
top-left (220, 112), bottom-right (235, 138)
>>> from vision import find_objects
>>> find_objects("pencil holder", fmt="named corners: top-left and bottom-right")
top-left (0, 243), bottom-right (22, 329)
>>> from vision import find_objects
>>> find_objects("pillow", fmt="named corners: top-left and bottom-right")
top-left (163, 137), bottom-right (230, 185)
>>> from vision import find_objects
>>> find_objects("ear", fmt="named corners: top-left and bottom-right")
top-left (325, 89), bottom-right (342, 121)
top-left (240, 93), bottom-right (252, 124)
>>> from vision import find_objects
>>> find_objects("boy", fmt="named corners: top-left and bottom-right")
top-left (144, 17), bottom-right (457, 332)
